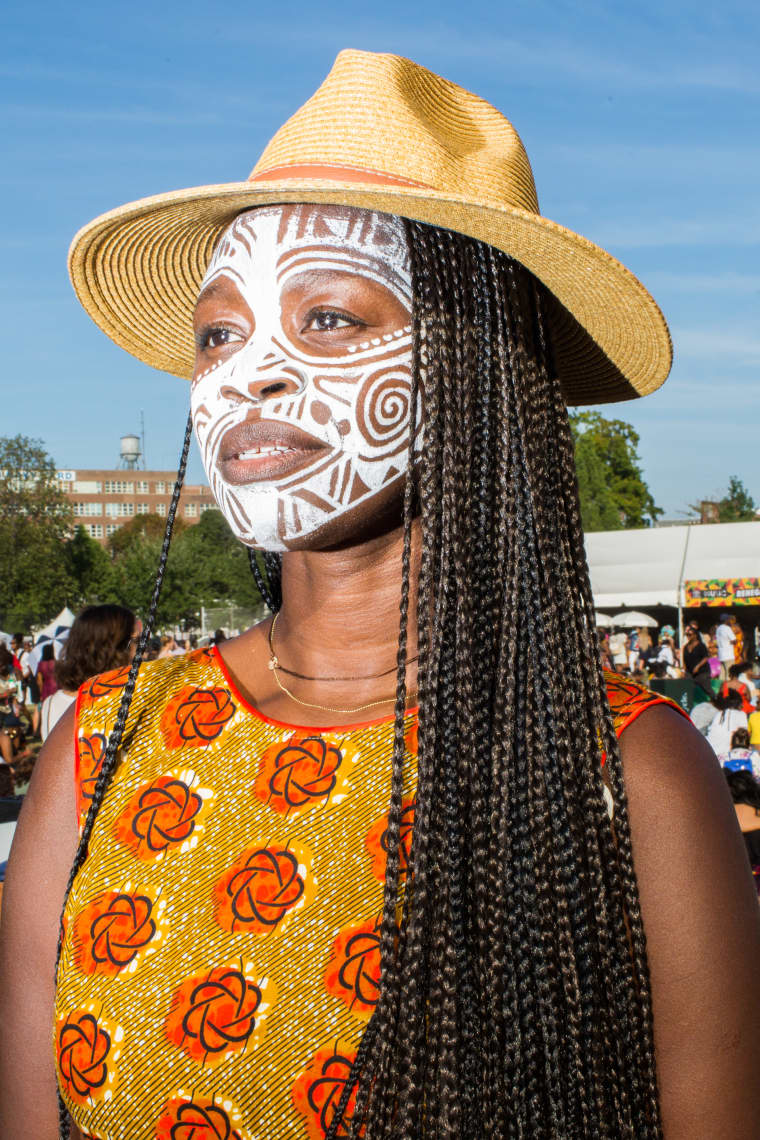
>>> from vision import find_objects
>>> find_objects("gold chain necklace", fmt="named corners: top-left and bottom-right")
top-left (267, 612), bottom-right (417, 716)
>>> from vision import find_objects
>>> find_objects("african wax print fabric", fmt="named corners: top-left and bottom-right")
top-left (55, 650), bottom-right (682, 1139)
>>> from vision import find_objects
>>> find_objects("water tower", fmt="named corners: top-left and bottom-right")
top-left (119, 434), bottom-right (142, 470)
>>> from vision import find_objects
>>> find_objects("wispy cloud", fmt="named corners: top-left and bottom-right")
top-left (590, 214), bottom-right (760, 249)
top-left (671, 326), bottom-right (760, 361)
top-left (646, 271), bottom-right (760, 294)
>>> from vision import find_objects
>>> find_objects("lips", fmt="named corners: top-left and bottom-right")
top-left (219, 419), bottom-right (330, 484)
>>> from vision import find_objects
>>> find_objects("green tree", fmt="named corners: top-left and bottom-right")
top-left (64, 526), bottom-right (118, 605)
top-left (103, 509), bottom-right (263, 626)
top-left (569, 412), bottom-right (661, 531)
top-left (0, 435), bottom-right (75, 628)
top-left (717, 476), bottom-right (755, 523)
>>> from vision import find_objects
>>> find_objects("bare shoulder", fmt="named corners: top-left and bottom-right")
top-left (619, 704), bottom-right (760, 1139)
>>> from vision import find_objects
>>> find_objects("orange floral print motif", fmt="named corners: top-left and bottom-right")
top-left (292, 1043), bottom-right (359, 1140)
top-left (78, 665), bottom-right (130, 707)
top-left (164, 961), bottom-right (275, 1067)
top-left (56, 1006), bottom-right (122, 1108)
top-left (324, 915), bottom-right (381, 1019)
top-left (160, 685), bottom-right (236, 749)
top-left (72, 885), bottom-right (167, 976)
top-left (114, 769), bottom-right (213, 861)
top-left (75, 731), bottom-right (107, 825)
top-left (155, 1092), bottom-right (253, 1140)
top-left (254, 732), bottom-right (359, 817)
top-left (365, 796), bottom-right (416, 882)
top-left (213, 840), bottom-right (313, 935)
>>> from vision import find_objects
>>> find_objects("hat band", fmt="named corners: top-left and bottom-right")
top-left (249, 162), bottom-right (432, 190)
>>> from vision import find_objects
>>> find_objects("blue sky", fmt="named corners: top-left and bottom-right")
top-left (3, 0), bottom-right (758, 517)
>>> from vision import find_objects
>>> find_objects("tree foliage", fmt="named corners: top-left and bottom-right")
top-left (0, 435), bottom-right (75, 629)
top-left (693, 476), bottom-right (757, 523)
top-left (0, 431), bottom-right (264, 631)
top-left (569, 411), bottom-right (661, 531)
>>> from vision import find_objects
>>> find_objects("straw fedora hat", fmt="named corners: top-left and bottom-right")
top-left (68, 49), bottom-right (671, 404)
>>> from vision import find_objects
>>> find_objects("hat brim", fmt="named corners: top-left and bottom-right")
top-left (68, 178), bottom-right (672, 405)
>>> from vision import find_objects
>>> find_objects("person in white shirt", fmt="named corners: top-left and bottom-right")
top-left (715, 613), bottom-right (737, 681)
top-left (707, 690), bottom-right (748, 758)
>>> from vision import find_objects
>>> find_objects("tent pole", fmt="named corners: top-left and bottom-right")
top-left (676, 525), bottom-right (693, 652)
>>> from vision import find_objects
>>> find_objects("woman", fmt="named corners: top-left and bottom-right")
top-left (35, 644), bottom-right (58, 705)
top-left (722, 727), bottom-right (760, 780)
top-left (682, 621), bottom-right (711, 693)
top-left (719, 662), bottom-right (755, 715)
top-left (2, 50), bottom-right (759, 1140)
top-left (707, 689), bottom-right (749, 760)
top-left (40, 605), bottom-right (140, 742)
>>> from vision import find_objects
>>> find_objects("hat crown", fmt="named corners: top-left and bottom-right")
top-left (249, 49), bottom-right (539, 214)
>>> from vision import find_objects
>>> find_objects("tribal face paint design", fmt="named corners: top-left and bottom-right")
top-left (191, 205), bottom-right (419, 551)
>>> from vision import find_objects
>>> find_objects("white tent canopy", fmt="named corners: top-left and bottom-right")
top-left (585, 521), bottom-right (760, 611)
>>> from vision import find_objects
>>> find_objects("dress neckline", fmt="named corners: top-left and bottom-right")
top-left (210, 644), bottom-right (418, 734)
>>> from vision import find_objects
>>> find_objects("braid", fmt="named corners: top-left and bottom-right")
top-left (248, 547), bottom-right (282, 612)
top-left (327, 223), bottom-right (661, 1138)
top-left (55, 412), bottom-right (194, 1139)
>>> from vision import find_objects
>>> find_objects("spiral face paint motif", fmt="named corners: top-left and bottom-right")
top-left (191, 205), bottom-right (417, 551)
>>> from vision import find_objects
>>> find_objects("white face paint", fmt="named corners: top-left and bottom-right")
top-left (191, 205), bottom-right (418, 551)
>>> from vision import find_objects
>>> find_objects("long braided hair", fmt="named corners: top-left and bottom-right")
top-left (55, 221), bottom-right (660, 1138)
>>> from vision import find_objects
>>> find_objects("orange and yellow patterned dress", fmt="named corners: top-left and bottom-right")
top-left (55, 649), bottom-right (682, 1139)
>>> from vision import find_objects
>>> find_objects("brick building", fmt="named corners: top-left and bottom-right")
top-left (56, 468), bottom-right (216, 544)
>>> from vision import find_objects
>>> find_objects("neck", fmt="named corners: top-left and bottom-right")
top-left (275, 519), bottom-right (420, 685)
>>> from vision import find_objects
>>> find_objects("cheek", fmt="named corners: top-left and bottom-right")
top-left (350, 363), bottom-right (416, 458)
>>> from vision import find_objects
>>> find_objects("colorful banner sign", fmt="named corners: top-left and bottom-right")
top-left (684, 577), bottom-right (760, 606)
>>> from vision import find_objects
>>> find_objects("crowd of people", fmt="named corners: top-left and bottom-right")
top-left (599, 612), bottom-right (760, 890)
top-left (0, 617), bottom-right (231, 796)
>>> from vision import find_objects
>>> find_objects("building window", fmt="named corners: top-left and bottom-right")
top-left (154, 481), bottom-right (166, 494)
top-left (136, 502), bottom-right (150, 514)
top-left (120, 502), bottom-right (134, 517)
top-left (73, 502), bottom-right (102, 517)
top-left (106, 524), bottom-right (120, 536)
top-left (103, 480), bottom-right (134, 494)
top-left (135, 480), bottom-right (149, 493)
top-left (86, 524), bottom-right (104, 538)
top-left (185, 503), bottom-right (197, 517)
top-left (156, 503), bottom-right (167, 516)
top-left (199, 502), bottom-right (216, 513)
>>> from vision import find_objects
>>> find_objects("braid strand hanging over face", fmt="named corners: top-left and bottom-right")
top-left (324, 221), bottom-right (661, 1139)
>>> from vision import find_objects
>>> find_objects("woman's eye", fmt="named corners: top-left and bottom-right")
top-left (302, 309), bottom-right (361, 332)
top-left (199, 327), bottom-right (244, 350)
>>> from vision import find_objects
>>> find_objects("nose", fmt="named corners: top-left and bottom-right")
top-left (220, 345), bottom-right (305, 404)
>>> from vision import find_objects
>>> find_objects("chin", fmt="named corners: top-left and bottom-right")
top-left (250, 476), bottom-right (410, 554)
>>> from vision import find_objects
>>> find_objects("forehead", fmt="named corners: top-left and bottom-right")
top-left (204, 203), bottom-right (411, 301)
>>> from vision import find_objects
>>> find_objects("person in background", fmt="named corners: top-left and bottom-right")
top-left (722, 727), bottom-right (760, 780)
top-left (716, 612), bottom-right (737, 681)
top-left (34, 646), bottom-right (58, 706)
top-left (730, 615), bottom-right (745, 665)
top-left (719, 663), bottom-right (755, 715)
top-left (41, 605), bottom-right (140, 742)
top-left (707, 689), bottom-right (749, 759)
top-left (748, 698), bottom-right (760, 750)
top-left (607, 627), bottom-right (628, 672)
top-left (213, 628), bottom-right (227, 645)
top-left (723, 768), bottom-right (760, 895)
top-left (682, 621), bottom-right (711, 694)
top-left (653, 627), bottom-right (679, 678)
top-left (690, 694), bottom-right (719, 737)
